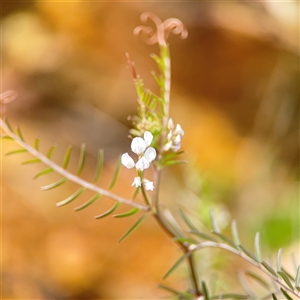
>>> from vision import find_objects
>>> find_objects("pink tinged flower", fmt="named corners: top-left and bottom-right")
top-left (143, 179), bottom-right (154, 191)
top-left (132, 176), bottom-right (142, 187)
top-left (121, 153), bottom-right (135, 169)
top-left (144, 147), bottom-right (156, 163)
top-left (131, 137), bottom-right (146, 155)
top-left (135, 157), bottom-right (150, 171)
top-left (143, 131), bottom-right (153, 147)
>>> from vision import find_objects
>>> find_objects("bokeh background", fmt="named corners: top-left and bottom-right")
top-left (1, 1), bottom-right (299, 299)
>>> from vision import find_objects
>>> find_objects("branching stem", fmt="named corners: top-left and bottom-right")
top-left (0, 118), bottom-right (149, 212)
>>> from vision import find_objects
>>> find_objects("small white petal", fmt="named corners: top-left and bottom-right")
top-left (135, 157), bottom-right (150, 171)
top-left (143, 131), bottom-right (153, 147)
top-left (121, 153), bottom-right (135, 169)
top-left (144, 147), bottom-right (156, 163)
top-left (132, 176), bottom-right (142, 187)
top-left (175, 124), bottom-right (184, 136)
top-left (167, 130), bottom-right (173, 140)
top-left (163, 141), bottom-right (172, 151)
top-left (168, 118), bottom-right (174, 130)
top-left (143, 179), bottom-right (154, 191)
top-left (174, 134), bottom-right (181, 144)
top-left (131, 137), bottom-right (146, 155)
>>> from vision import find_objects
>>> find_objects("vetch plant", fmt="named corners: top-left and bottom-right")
top-left (1, 12), bottom-right (299, 299)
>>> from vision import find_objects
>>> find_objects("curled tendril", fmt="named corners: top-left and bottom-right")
top-left (0, 90), bottom-right (17, 115)
top-left (134, 12), bottom-right (188, 47)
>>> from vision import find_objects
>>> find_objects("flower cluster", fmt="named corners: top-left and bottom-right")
top-left (163, 118), bottom-right (184, 152)
top-left (121, 131), bottom-right (156, 190)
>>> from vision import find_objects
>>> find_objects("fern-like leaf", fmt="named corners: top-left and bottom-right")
top-left (34, 137), bottom-right (40, 150)
top-left (113, 207), bottom-right (140, 218)
top-left (47, 144), bottom-right (56, 159)
top-left (56, 187), bottom-right (86, 207)
top-left (94, 202), bottom-right (121, 219)
top-left (254, 232), bottom-right (262, 263)
top-left (93, 149), bottom-right (104, 183)
top-left (62, 145), bottom-right (72, 169)
top-left (245, 270), bottom-right (270, 290)
top-left (6, 149), bottom-right (27, 156)
top-left (41, 177), bottom-right (68, 191)
top-left (163, 252), bottom-right (191, 280)
top-left (33, 167), bottom-right (54, 179)
top-left (76, 143), bottom-right (86, 175)
top-left (108, 155), bottom-right (121, 190)
top-left (74, 193), bottom-right (102, 211)
top-left (17, 126), bottom-right (25, 141)
top-left (118, 214), bottom-right (148, 243)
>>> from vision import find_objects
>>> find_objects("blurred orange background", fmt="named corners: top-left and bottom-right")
top-left (1, 1), bottom-right (299, 299)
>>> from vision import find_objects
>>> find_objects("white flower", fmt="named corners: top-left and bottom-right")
top-left (121, 153), bottom-right (135, 169)
top-left (164, 121), bottom-right (184, 152)
top-left (121, 131), bottom-right (157, 189)
top-left (135, 156), bottom-right (150, 171)
top-left (143, 131), bottom-right (153, 147)
top-left (132, 176), bottom-right (141, 187)
top-left (144, 147), bottom-right (156, 162)
top-left (143, 179), bottom-right (154, 191)
top-left (131, 137), bottom-right (146, 155)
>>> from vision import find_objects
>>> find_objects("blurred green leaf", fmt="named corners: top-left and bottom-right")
top-left (94, 149), bottom-right (104, 183)
top-left (33, 167), bottom-right (54, 179)
top-left (239, 245), bottom-right (259, 263)
top-left (56, 187), bottom-right (86, 207)
top-left (4, 117), bottom-right (14, 132)
top-left (47, 144), bottom-right (56, 159)
top-left (17, 126), bottom-right (25, 141)
top-left (254, 232), bottom-right (262, 263)
top-left (201, 280), bottom-right (210, 300)
top-left (74, 193), bottom-right (102, 211)
top-left (245, 271), bottom-right (270, 290)
top-left (22, 158), bottom-right (41, 164)
top-left (278, 271), bottom-right (293, 289)
top-left (272, 294), bottom-right (278, 300)
top-left (280, 288), bottom-right (293, 300)
top-left (262, 261), bottom-right (278, 277)
top-left (62, 145), bottom-right (72, 169)
top-left (178, 208), bottom-right (198, 231)
top-left (94, 202), bottom-right (121, 219)
top-left (189, 230), bottom-right (217, 242)
top-left (163, 252), bottom-right (191, 280)
top-left (113, 207), bottom-right (140, 218)
top-left (158, 284), bottom-right (194, 299)
top-left (76, 143), bottom-right (86, 175)
top-left (231, 220), bottom-right (241, 248)
top-left (6, 149), bottom-right (27, 156)
top-left (108, 155), bottom-right (121, 190)
top-left (41, 177), bottom-right (68, 191)
top-left (118, 214), bottom-right (148, 243)
top-left (210, 294), bottom-right (249, 299)
top-left (34, 136), bottom-right (40, 150)
top-left (295, 265), bottom-right (300, 288)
